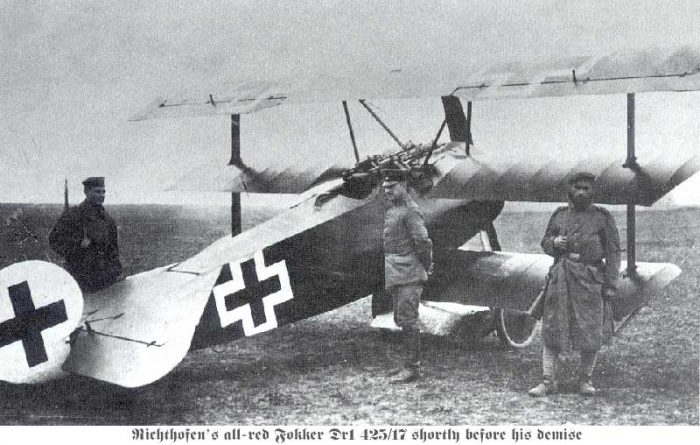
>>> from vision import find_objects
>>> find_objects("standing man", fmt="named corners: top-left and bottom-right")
top-left (382, 169), bottom-right (433, 384)
top-left (49, 177), bottom-right (123, 293)
top-left (529, 172), bottom-right (621, 397)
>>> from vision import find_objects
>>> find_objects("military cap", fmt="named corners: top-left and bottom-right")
top-left (568, 171), bottom-right (596, 184)
top-left (82, 176), bottom-right (105, 188)
top-left (382, 169), bottom-right (408, 186)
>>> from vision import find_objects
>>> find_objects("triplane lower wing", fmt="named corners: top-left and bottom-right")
top-left (1, 44), bottom-right (699, 387)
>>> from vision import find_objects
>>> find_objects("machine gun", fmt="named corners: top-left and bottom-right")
top-left (342, 141), bottom-right (448, 186)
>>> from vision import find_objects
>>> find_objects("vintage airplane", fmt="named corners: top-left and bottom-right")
top-left (1, 45), bottom-right (699, 388)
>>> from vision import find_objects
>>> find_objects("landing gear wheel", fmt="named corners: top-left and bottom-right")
top-left (495, 308), bottom-right (540, 348)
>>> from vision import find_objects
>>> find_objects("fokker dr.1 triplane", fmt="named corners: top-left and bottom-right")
top-left (1, 45), bottom-right (699, 387)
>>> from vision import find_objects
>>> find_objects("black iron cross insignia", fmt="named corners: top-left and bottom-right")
top-left (212, 252), bottom-right (293, 336)
top-left (0, 281), bottom-right (68, 367)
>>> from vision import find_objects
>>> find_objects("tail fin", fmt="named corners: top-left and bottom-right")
top-left (0, 261), bottom-right (83, 384)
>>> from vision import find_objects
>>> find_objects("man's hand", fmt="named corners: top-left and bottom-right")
top-left (602, 287), bottom-right (616, 300)
top-left (426, 263), bottom-right (434, 276)
top-left (80, 227), bottom-right (91, 248)
top-left (553, 235), bottom-right (567, 250)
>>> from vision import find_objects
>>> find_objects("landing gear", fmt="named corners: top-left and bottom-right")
top-left (494, 308), bottom-right (540, 348)
top-left (478, 224), bottom-right (539, 348)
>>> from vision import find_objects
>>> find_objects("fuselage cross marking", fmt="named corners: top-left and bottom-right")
top-left (213, 251), bottom-right (293, 336)
top-left (226, 258), bottom-right (280, 327)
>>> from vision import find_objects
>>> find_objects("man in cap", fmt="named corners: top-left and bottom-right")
top-left (382, 169), bottom-right (433, 383)
top-left (529, 172), bottom-right (620, 397)
top-left (49, 177), bottom-right (123, 293)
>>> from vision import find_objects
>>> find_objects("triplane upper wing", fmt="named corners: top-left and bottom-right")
top-left (130, 46), bottom-right (700, 121)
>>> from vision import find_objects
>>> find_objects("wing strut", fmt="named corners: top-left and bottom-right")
top-left (359, 100), bottom-right (404, 148)
top-left (342, 101), bottom-right (360, 162)
top-left (63, 179), bottom-right (69, 211)
top-left (623, 94), bottom-right (637, 279)
top-left (482, 222), bottom-right (501, 251)
top-left (230, 114), bottom-right (242, 236)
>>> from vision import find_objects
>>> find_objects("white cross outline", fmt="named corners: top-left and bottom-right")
top-left (212, 251), bottom-right (293, 336)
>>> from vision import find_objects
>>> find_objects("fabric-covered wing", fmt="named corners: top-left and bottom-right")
top-left (170, 162), bottom-right (346, 194)
top-left (130, 81), bottom-right (287, 121)
top-left (131, 47), bottom-right (700, 120)
top-left (427, 249), bottom-right (681, 318)
top-left (426, 147), bottom-right (700, 206)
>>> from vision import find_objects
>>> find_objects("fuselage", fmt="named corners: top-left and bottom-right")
top-left (189, 187), bottom-right (504, 350)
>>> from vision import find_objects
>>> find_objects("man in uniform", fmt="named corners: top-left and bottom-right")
top-left (382, 170), bottom-right (433, 383)
top-left (49, 177), bottom-right (123, 293)
top-left (529, 172), bottom-right (620, 397)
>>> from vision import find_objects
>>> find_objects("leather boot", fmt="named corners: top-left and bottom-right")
top-left (408, 326), bottom-right (421, 374)
top-left (528, 377), bottom-right (558, 397)
top-left (579, 375), bottom-right (596, 396)
top-left (384, 367), bottom-right (402, 377)
top-left (389, 367), bottom-right (419, 383)
top-left (390, 327), bottom-right (420, 384)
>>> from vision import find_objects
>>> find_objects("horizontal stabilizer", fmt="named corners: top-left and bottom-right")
top-left (62, 266), bottom-right (219, 387)
top-left (427, 148), bottom-right (699, 206)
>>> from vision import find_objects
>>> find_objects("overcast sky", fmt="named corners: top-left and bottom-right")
top-left (1, 0), bottom-right (698, 205)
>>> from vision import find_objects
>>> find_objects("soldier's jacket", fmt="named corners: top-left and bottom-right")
top-left (49, 200), bottom-right (122, 293)
top-left (383, 198), bottom-right (433, 288)
top-left (540, 204), bottom-right (621, 351)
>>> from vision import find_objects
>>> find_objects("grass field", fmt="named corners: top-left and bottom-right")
top-left (0, 203), bottom-right (697, 425)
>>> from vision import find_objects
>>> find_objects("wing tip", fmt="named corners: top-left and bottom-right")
top-left (128, 97), bottom-right (167, 121)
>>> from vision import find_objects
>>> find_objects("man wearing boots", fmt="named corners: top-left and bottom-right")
top-left (382, 170), bottom-right (433, 384)
top-left (529, 172), bottom-right (620, 397)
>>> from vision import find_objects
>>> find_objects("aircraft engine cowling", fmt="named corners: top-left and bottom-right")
top-left (0, 261), bottom-right (83, 384)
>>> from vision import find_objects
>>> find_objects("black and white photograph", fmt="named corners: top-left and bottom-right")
top-left (1, 1), bottom-right (698, 441)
